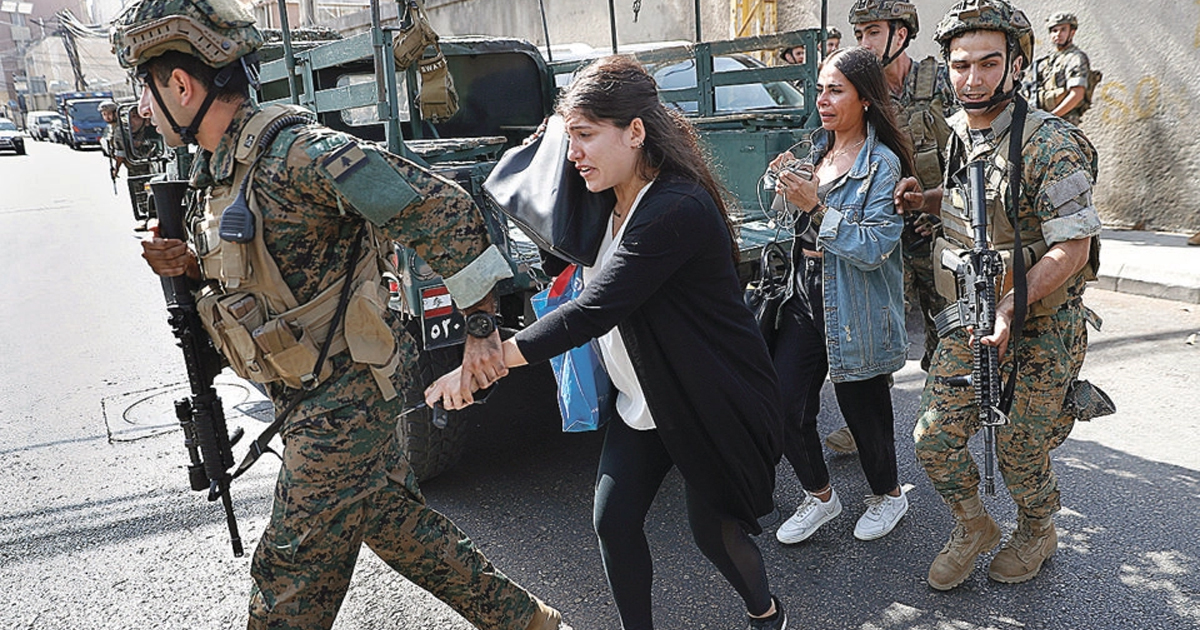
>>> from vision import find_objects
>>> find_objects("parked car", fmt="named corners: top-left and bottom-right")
top-left (0, 118), bottom-right (26, 155)
top-left (24, 110), bottom-right (64, 141)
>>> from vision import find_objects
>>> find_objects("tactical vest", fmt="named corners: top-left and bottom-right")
top-left (932, 108), bottom-right (1098, 318)
top-left (896, 57), bottom-right (950, 190)
top-left (1036, 47), bottom-right (1095, 115)
top-left (192, 104), bottom-right (401, 400)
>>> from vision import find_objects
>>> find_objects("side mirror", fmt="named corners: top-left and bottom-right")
top-left (123, 107), bottom-right (164, 163)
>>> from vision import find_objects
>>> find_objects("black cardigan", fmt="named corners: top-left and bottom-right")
top-left (516, 176), bottom-right (783, 532)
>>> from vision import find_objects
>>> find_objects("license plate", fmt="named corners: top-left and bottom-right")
top-left (420, 285), bottom-right (465, 349)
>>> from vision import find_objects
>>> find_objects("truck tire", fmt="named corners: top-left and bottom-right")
top-left (397, 323), bottom-right (470, 482)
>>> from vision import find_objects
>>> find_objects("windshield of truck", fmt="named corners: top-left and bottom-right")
top-left (337, 73), bottom-right (411, 126)
top-left (37, 115), bottom-right (63, 126)
top-left (0, 120), bottom-right (16, 131)
top-left (652, 55), bottom-right (805, 114)
top-left (67, 100), bottom-right (105, 123)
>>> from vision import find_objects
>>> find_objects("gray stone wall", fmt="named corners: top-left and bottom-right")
top-left (820, 0), bottom-right (1200, 232)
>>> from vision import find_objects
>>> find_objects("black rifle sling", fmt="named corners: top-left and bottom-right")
top-left (228, 122), bottom-right (369, 480)
top-left (233, 222), bottom-right (366, 479)
top-left (999, 96), bottom-right (1029, 415)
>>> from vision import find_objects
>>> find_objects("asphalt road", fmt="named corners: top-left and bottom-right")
top-left (2, 139), bottom-right (1198, 630)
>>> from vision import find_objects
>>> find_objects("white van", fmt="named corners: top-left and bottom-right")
top-left (25, 110), bottom-right (65, 142)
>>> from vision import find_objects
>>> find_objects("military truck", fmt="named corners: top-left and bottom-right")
top-left (112, 103), bottom-right (169, 222)
top-left (56, 90), bottom-right (112, 150)
top-left (255, 0), bottom-right (829, 480)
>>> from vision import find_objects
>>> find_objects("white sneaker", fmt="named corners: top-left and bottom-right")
top-left (853, 491), bottom-right (909, 541)
top-left (776, 488), bottom-right (842, 544)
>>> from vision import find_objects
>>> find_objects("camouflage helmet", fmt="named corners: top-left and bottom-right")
top-left (1046, 12), bottom-right (1078, 30)
top-left (934, 0), bottom-right (1034, 65)
top-left (111, 0), bottom-right (263, 70)
top-left (98, 99), bottom-right (119, 112)
top-left (848, 0), bottom-right (920, 37)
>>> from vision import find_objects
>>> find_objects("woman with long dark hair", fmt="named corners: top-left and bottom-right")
top-left (769, 46), bottom-right (914, 546)
top-left (427, 56), bottom-right (787, 630)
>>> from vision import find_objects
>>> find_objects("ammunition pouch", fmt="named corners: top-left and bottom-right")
top-left (899, 57), bottom-right (950, 191)
top-left (192, 104), bottom-right (402, 399)
top-left (1038, 85), bottom-right (1067, 113)
top-left (1063, 379), bottom-right (1115, 421)
top-left (391, 0), bottom-right (438, 69)
top-left (418, 51), bottom-right (459, 122)
top-left (933, 234), bottom-right (1075, 319)
top-left (196, 254), bottom-right (400, 396)
top-left (392, 0), bottom-right (459, 122)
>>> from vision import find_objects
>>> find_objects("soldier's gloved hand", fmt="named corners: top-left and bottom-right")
top-left (141, 225), bottom-right (200, 280)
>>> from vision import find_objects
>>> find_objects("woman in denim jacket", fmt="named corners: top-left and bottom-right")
top-left (769, 46), bottom-right (915, 546)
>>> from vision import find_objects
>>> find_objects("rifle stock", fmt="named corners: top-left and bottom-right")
top-left (935, 161), bottom-right (1009, 496)
top-left (151, 180), bottom-right (245, 556)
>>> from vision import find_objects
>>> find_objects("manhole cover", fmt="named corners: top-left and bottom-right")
top-left (103, 376), bottom-right (274, 442)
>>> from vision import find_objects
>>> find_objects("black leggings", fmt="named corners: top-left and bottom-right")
top-left (772, 258), bottom-right (899, 495)
top-left (593, 418), bottom-right (773, 630)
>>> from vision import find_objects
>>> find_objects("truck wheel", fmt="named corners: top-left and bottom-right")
top-left (397, 324), bottom-right (470, 482)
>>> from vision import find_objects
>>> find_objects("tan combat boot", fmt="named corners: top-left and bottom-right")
top-left (988, 515), bottom-right (1057, 583)
top-left (824, 426), bottom-right (857, 454)
top-left (927, 494), bottom-right (1002, 590)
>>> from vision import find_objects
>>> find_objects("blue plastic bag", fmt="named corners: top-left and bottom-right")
top-left (529, 264), bottom-right (615, 432)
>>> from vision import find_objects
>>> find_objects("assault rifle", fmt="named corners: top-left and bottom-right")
top-left (933, 161), bottom-right (1008, 496)
top-left (106, 149), bottom-right (118, 196)
top-left (150, 180), bottom-right (245, 556)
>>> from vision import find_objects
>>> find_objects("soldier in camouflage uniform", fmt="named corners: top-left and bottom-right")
top-left (103, 100), bottom-right (157, 226)
top-left (907, 0), bottom-right (1102, 591)
top-left (1031, 12), bottom-right (1092, 125)
top-left (112, 1), bottom-right (569, 629)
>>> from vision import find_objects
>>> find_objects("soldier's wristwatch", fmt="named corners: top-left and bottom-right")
top-left (465, 312), bottom-right (499, 338)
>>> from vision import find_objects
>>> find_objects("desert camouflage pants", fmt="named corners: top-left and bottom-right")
top-left (913, 302), bottom-right (1087, 520)
top-left (247, 371), bottom-right (538, 630)
top-left (903, 245), bottom-right (946, 372)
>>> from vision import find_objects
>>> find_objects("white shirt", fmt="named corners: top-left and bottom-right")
top-left (581, 180), bottom-right (656, 430)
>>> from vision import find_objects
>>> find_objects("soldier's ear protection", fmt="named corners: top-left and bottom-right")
top-left (219, 115), bottom-right (315, 244)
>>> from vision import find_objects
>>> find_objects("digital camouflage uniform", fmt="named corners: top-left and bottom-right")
top-left (109, 119), bottom-right (155, 221)
top-left (1034, 43), bottom-right (1092, 125)
top-left (914, 101), bottom-right (1101, 521)
top-left (190, 102), bottom-right (545, 630)
top-left (894, 56), bottom-right (954, 370)
top-left (111, 0), bottom-right (561, 628)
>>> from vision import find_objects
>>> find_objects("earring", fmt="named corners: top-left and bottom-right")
top-left (634, 142), bottom-right (644, 149)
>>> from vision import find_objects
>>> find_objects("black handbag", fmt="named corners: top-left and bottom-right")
top-left (482, 115), bottom-right (616, 267)
top-left (744, 241), bottom-right (790, 351)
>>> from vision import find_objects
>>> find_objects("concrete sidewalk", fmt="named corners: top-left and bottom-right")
top-left (1096, 229), bottom-right (1200, 304)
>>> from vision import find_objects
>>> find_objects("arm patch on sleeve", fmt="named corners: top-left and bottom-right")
top-left (1045, 170), bottom-right (1092, 216)
top-left (316, 141), bottom-right (424, 226)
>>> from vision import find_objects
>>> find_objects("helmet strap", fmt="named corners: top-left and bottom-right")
top-left (143, 63), bottom-right (236, 146)
top-left (879, 22), bottom-right (911, 68)
top-left (958, 40), bottom-right (1020, 112)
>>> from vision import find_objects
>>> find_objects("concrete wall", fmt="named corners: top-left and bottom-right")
top-left (424, 0), bottom-right (723, 50)
top-left (818, 0), bottom-right (1200, 233)
top-left (403, 0), bottom-right (1200, 232)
